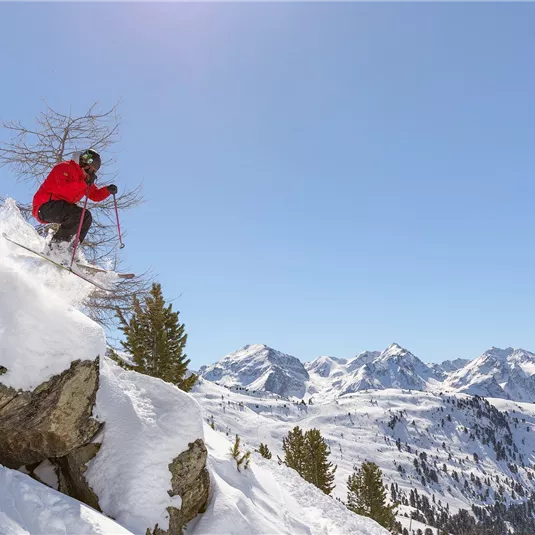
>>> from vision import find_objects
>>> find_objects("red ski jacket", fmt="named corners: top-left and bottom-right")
top-left (32, 160), bottom-right (111, 222)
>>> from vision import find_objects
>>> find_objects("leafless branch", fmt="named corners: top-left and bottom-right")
top-left (0, 101), bottom-right (151, 331)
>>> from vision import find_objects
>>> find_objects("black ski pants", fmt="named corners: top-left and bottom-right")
top-left (38, 200), bottom-right (93, 244)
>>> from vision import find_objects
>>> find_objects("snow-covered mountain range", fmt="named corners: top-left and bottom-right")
top-left (200, 343), bottom-right (535, 404)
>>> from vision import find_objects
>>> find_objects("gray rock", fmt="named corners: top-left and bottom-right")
top-left (0, 359), bottom-right (101, 468)
top-left (148, 439), bottom-right (210, 535)
top-left (55, 442), bottom-right (102, 511)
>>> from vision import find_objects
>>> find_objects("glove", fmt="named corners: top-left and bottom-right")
top-left (107, 184), bottom-right (118, 195)
top-left (85, 172), bottom-right (96, 185)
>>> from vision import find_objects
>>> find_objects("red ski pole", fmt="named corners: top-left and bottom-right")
top-left (70, 184), bottom-right (91, 269)
top-left (113, 194), bottom-right (125, 249)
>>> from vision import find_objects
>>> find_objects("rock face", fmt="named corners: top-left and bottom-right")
top-left (55, 443), bottom-right (102, 511)
top-left (164, 439), bottom-right (210, 535)
top-left (0, 355), bottom-right (210, 535)
top-left (0, 359), bottom-right (101, 468)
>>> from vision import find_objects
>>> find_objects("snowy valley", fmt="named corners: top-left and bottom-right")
top-left (195, 344), bottom-right (535, 533)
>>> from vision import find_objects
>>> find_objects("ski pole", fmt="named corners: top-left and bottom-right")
top-left (70, 184), bottom-right (91, 269)
top-left (113, 193), bottom-right (125, 249)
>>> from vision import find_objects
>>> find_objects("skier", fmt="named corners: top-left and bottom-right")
top-left (32, 149), bottom-right (118, 258)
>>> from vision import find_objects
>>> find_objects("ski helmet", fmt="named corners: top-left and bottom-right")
top-left (79, 149), bottom-right (101, 171)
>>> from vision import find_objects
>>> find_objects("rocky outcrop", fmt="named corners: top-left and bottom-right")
top-left (167, 439), bottom-right (210, 532)
top-left (54, 439), bottom-right (210, 535)
top-left (1, 355), bottom-right (210, 534)
top-left (55, 443), bottom-right (102, 511)
top-left (0, 359), bottom-right (101, 468)
top-left (131, 440), bottom-right (210, 535)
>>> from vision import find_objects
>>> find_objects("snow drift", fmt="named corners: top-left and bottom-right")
top-left (87, 357), bottom-right (206, 534)
top-left (0, 464), bottom-right (134, 535)
top-left (0, 199), bottom-right (105, 391)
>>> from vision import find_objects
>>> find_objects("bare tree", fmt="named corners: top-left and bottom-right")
top-left (0, 101), bottom-right (152, 333)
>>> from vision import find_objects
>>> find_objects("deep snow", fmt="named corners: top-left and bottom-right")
top-left (87, 357), bottom-right (204, 534)
top-left (0, 199), bottom-right (106, 391)
top-left (189, 426), bottom-right (388, 535)
top-left (0, 465), bottom-right (134, 535)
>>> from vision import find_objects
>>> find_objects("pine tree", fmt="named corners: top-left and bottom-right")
top-left (346, 461), bottom-right (397, 533)
top-left (283, 426), bottom-right (308, 476)
top-left (258, 443), bottom-right (272, 459)
top-left (304, 428), bottom-right (337, 495)
top-left (282, 426), bottom-right (337, 496)
top-left (117, 283), bottom-right (197, 391)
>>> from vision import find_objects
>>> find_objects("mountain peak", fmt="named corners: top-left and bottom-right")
top-left (483, 347), bottom-right (515, 360)
top-left (242, 343), bottom-right (269, 352)
top-left (306, 355), bottom-right (348, 378)
top-left (379, 343), bottom-right (416, 362)
top-left (200, 344), bottom-right (309, 398)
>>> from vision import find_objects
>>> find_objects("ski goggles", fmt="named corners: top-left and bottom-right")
top-left (80, 152), bottom-right (101, 172)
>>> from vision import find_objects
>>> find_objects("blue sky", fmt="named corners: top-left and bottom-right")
top-left (1, 3), bottom-right (534, 368)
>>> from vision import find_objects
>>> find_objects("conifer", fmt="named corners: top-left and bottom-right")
top-left (282, 426), bottom-right (337, 495)
top-left (283, 426), bottom-right (308, 476)
top-left (304, 428), bottom-right (337, 495)
top-left (258, 443), bottom-right (272, 459)
top-left (117, 283), bottom-right (197, 391)
top-left (347, 461), bottom-right (397, 533)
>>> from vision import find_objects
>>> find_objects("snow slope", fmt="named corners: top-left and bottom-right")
top-left (188, 426), bottom-right (389, 535)
top-left (193, 378), bottom-right (535, 529)
top-left (0, 465), bottom-right (134, 535)
top-left (0, 199), bottom-right (106, 391)
top-left (87, 357), bottom-right (204, 534)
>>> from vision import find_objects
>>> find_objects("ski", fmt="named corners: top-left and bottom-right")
top-left (2, 233), bottom-right (114, 292)
top-left (75, 262), bottom-right (135, 279)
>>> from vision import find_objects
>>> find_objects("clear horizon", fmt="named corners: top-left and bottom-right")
top-left (1, 3), bottom-right (535, 368)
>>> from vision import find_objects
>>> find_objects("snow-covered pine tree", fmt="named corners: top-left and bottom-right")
top-left (347, 461), bottom-right (397, 533)
top-left (304, 428), bottom-right (337, 496)
top-left (117, 282), bottom-right (197, 391)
